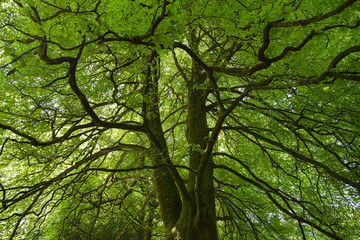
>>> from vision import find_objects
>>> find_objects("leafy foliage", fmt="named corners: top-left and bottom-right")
top-left (0, 0), bottom-right (360, 239)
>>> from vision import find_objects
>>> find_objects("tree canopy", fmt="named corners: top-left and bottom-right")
top-left (0, 0), bottom-right (360, 239)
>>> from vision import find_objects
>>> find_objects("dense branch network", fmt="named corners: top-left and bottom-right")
top-left (0, 0), bottom-right (359, 239)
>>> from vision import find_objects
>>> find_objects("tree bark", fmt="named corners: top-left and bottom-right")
top-left (144, 51), bottom-right (218, 239)
top-left (166, 60), bottom-right (218, 239)
top-left (143, 51), bottom-right (182, 233)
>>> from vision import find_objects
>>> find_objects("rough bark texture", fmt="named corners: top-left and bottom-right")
top-left (188, 64), bottom-right (218, 240)
top-left (145, 50), bottom-right (218, 239)
top-left (165, 60), bottom-right (218, 239)
top-left (143, 52), bottom-right (182, 232)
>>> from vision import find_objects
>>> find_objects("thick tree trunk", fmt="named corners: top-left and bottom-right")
top-left (144, 51), bottom-right (218, 239)
top-left (143, 52), bottom-right (182, 233)
top-left (187, 67), bottom-right (218, 240)
top-left (165, 61), bottom-right (218, 239)
top-left (194, 160), bottom-right (218, 240)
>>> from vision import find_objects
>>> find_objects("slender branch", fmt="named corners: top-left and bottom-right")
top-left (116, 190), bottom-right (156, 240)
top-left (86, 164), bottom-right (196, 173)
top-left (221, 125), bottom-right (360, 192)
top-left (273, 0), bottom-right (357, 28)
top-left (9, 190), bottom-right (44, 240)
top-left (328, 45), bottom-right (360, 70)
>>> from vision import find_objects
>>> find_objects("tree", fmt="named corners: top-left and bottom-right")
top-left (0, 0), bottom-right (359, 239)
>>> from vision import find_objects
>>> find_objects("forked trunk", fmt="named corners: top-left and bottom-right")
top-left (145, 51), bottom-right (218, 239)
top-left (166, 180), bottom-right (218, 240)
top-left (164, 69), bottom-right (218, 239)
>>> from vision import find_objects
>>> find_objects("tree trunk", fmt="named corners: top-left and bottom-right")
top-left (144, 51), bottom-right (218, 239)
top-left (165, 60), bottom-right (218, 239)
top-left (187, 63), bottom-right (218, 240)
top-left (143, 51), bottom-right (182, 232)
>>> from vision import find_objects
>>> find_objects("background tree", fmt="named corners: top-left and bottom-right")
top-left (0, 0), bottom-right (359, 239)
